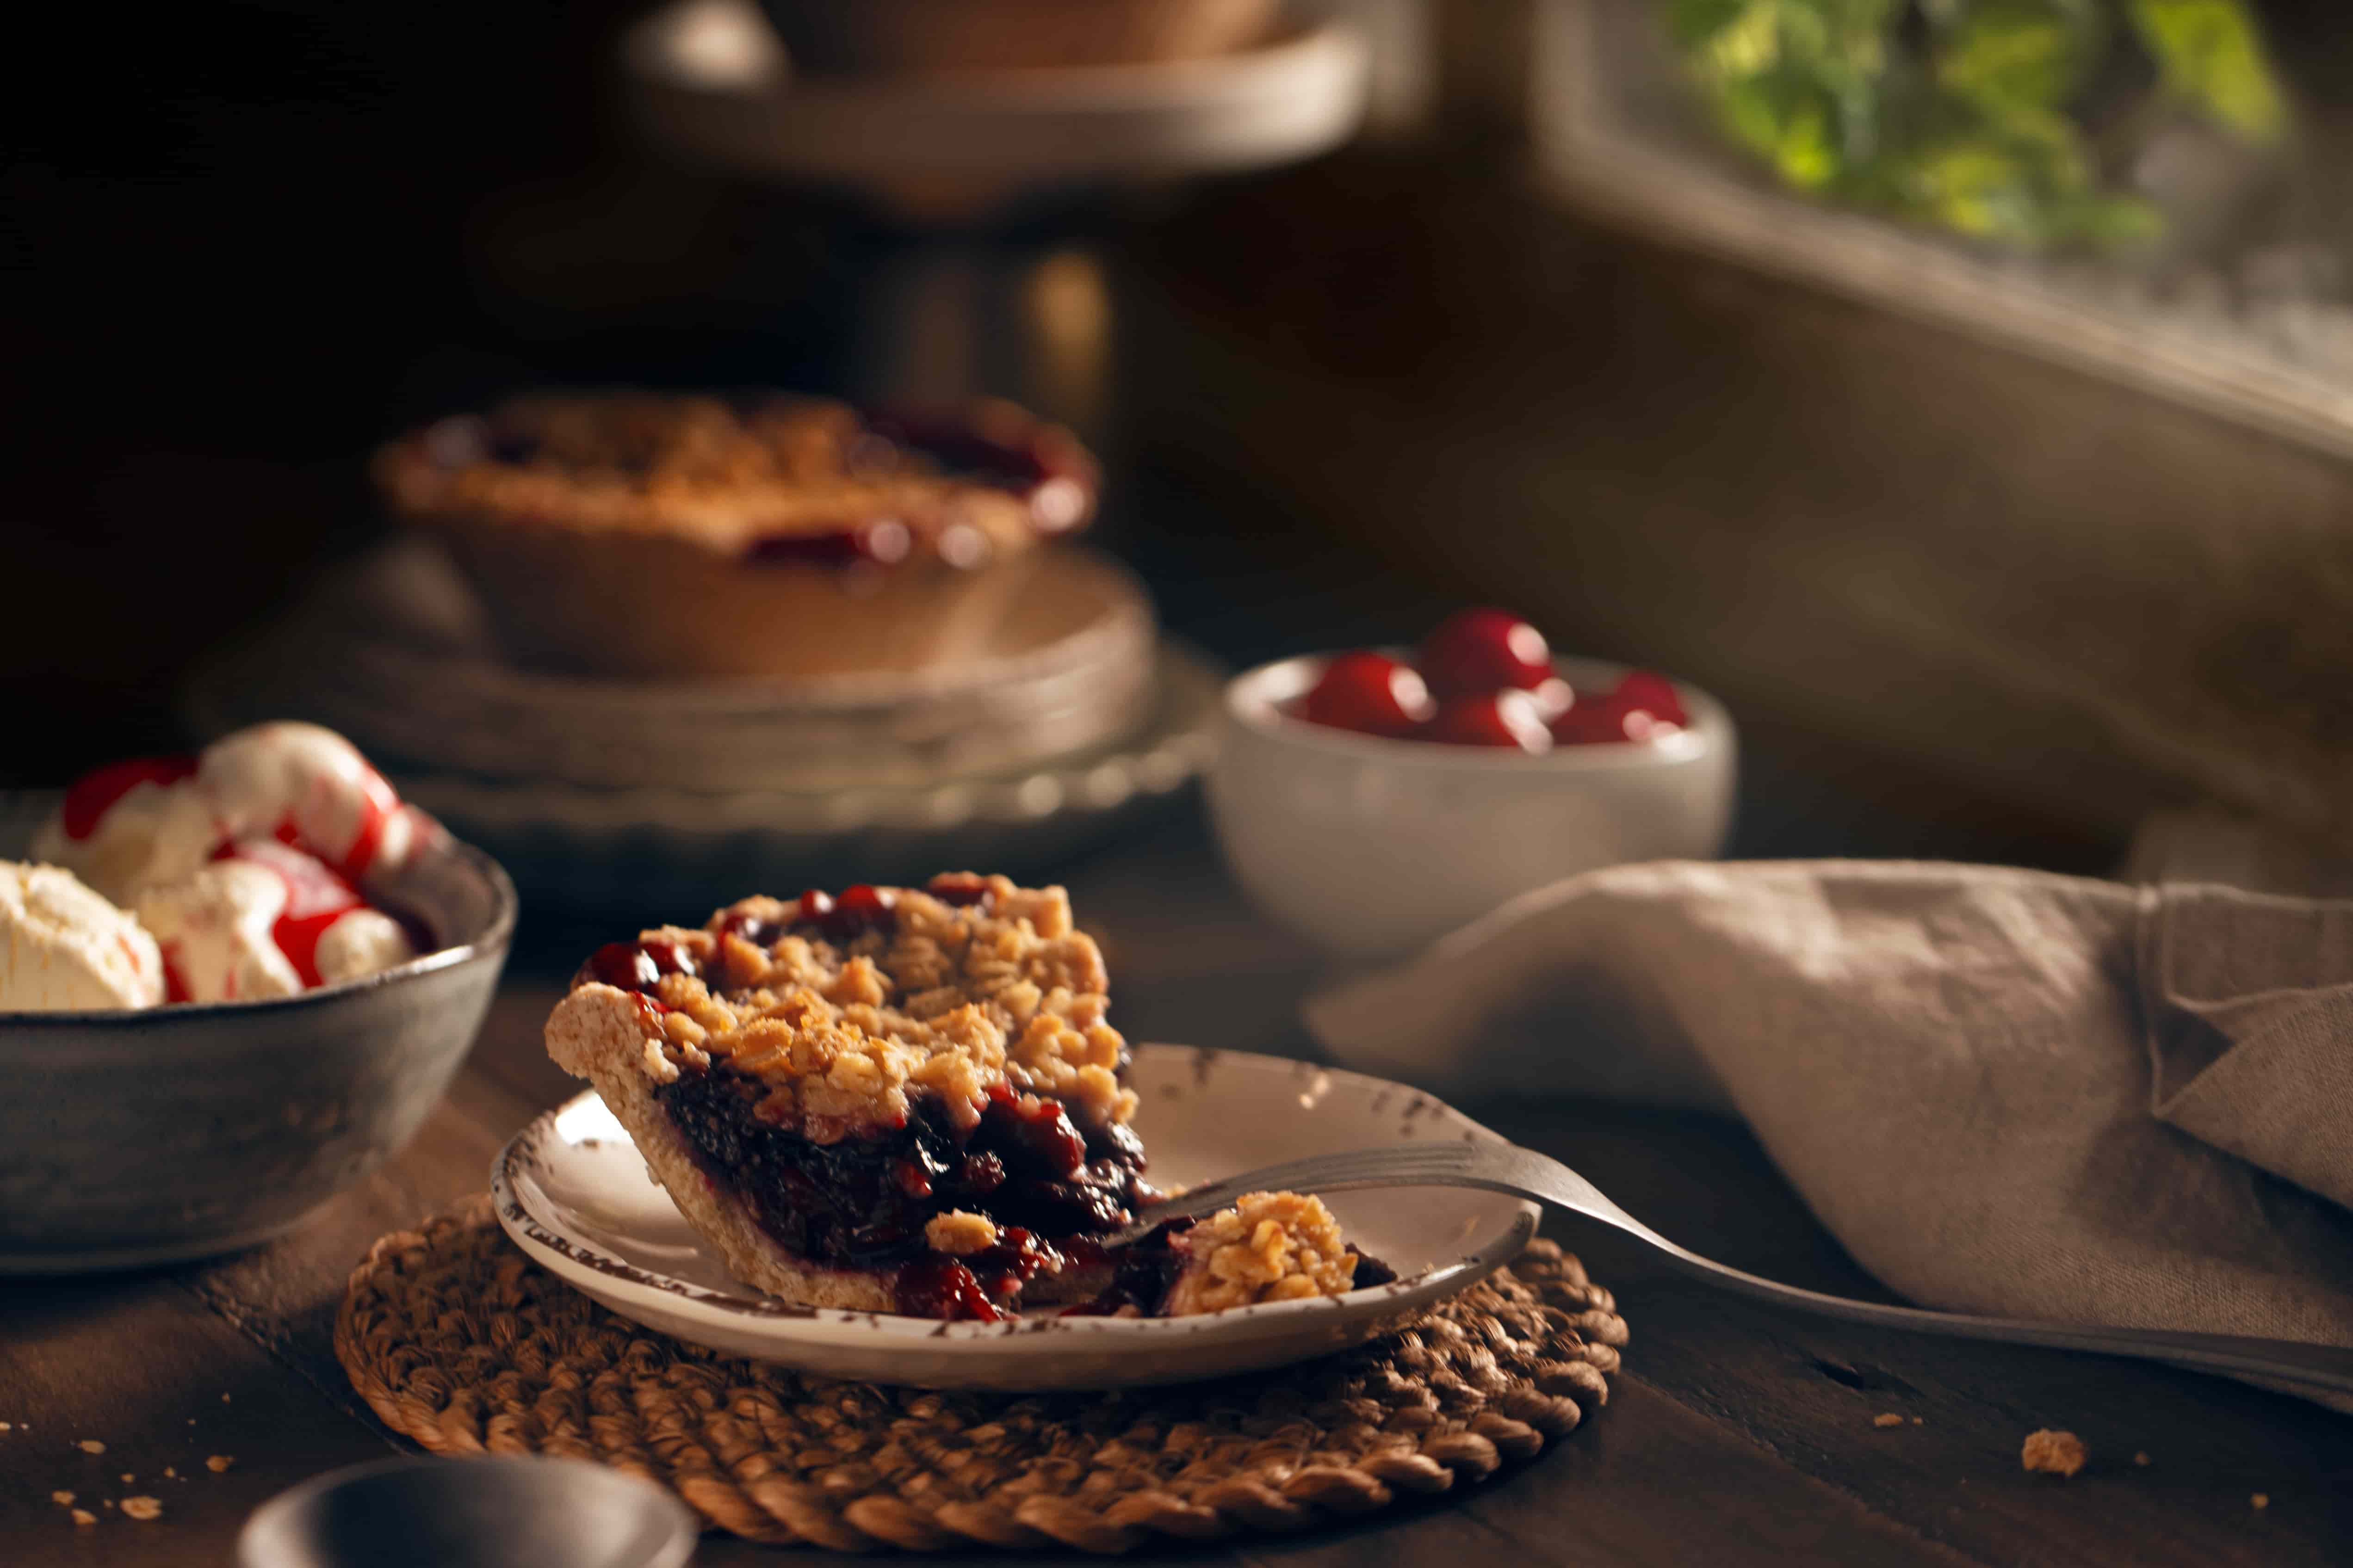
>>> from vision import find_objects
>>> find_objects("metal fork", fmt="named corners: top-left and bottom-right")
top-left (1109, 1140), bottom-right (2353, 1400)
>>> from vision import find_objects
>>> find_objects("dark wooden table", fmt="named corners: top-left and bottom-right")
top-left (6, 807), bottom-right (2349, 1567)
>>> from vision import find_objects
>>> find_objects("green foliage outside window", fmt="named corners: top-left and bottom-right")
top-left (1665, 0), bottom-right (2287, 250)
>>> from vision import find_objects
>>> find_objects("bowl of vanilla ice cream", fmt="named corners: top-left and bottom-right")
top-left (0, 722), bottom-right (515, 1270)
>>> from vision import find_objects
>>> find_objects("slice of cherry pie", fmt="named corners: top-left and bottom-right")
top-left (546, 872), bottom-right (1393, 1321)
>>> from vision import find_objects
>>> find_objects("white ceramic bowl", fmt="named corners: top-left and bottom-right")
top-left (1207, 653), bottom-right (1736, 958)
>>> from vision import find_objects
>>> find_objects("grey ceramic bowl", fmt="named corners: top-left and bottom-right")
top-left (238, 1455), bottom-right (697, 1568)
top-left (0, 795), bottom-right (516, 1271)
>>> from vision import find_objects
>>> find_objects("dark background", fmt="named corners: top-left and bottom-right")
top-left (5, 0), bottom-right (1351, 784)
top-left (9, 0), bottom-right (680, 784)
top-left (8, 0), bottom-right (2352, 846)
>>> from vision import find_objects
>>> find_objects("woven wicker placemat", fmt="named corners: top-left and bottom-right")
top-left (335, 1196), bottom-right (1627, 1552)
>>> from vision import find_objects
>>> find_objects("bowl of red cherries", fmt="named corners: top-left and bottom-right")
top-left (1208, 609), bottom-right (1735, 957)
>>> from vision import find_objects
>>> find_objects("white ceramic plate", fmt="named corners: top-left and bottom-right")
top-left (493, 1045), bottom-right (1539, 1390)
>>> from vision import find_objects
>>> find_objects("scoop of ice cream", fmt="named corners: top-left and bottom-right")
top-left (0, 861), bottom-right (167, 1011)
top-left (35, 722), bottom-right (419, 906)
top-left (136, 838), bottom-right (420, 1004)
top-left (29, 756), bottom-right (203, 909)
top-left (196, 722), bottom-right (418, 886)
top-left (312, 906), bottom-right (418, 986)
top-left (137, 858), bottom-right (306, 1004)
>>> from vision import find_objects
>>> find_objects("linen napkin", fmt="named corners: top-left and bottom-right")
top-left (1302, 822), bottom-right (2353, 1408)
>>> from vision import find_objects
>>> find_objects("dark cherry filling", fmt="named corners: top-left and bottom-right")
top-left (588, 878), bottom-right (988, 996)
top-left (926, 872), bottom-right (993, 908)
top-left (1059, 1220), bottom-right (1193, 1317)
top-left (801, 883), bottom-right (897, 941)
top-left (714, 908), bottom-right (786, 948)
top-left (1061, 1225), bottom-right (1399, 1317)
top-left (579, 938), bottom-right (698, 998)
top-left (744, 519), bottom-right (913, 570)
top-left (741, 407), bottom-right (1093, 568)
top-left (896, 1228), bottom-right (1066, 1321)
top-left (429, 398), bottom-right (1091, 575)
top-left (653, 1072), bottom-right (1146, 1321)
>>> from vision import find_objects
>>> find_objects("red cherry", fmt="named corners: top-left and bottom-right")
top-left (1610, 671), bottom-right (1689, 728)
top-left (1550, 690), bottom-right (1684, 746)
top-left (811, 883), bottom-right (898, 940)
top-left (927, 872), bottom-right (993, 908)
top-left (835, 883), bottom-right (896, 923)
top-left (1417, 609), bottom-right (1554, 698)
top-left (1428, 691), bottom-right (1554, 751)
top-left (1549, 694), bottom-right (1634, 747)
top-left (1297, 651), bottom-right (1435, 738)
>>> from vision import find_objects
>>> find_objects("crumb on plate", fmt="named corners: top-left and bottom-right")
top-left (2021, 1429), bottom-right (2086, 1477)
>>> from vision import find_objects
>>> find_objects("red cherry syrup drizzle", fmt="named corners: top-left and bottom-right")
top-left (326, 763), bottom-right (405, 885)
top-left (59, 755), bottom-right (199, 840)
top-left (163, 838), bottom-right (421, 1000)
top-left (216, 839), bottom-right (365, 990)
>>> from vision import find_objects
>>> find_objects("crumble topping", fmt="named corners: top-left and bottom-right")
top-left (2021, 1428), bottom-right (2087, 1476)
top-left (924, 1211), bottom-right (1001, 1255)
top-left (1161, 1191), bottom-right (1362, 1316)
top-left (378, 392), bottom-right (1088, 556)
top-left (592, 875), bottom-right (1135, 1139)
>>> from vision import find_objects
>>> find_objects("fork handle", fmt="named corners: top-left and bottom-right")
top-left (1485, 1143), bottom-right (2353, 1403)
top-left (1129, 1145), bottom-right (2353, 1400)
top-left (1639, 1245), bottom-right (2353, 1400)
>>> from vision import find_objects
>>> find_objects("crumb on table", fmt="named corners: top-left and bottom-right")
top-left (1873, 1413), bottom-right (1905, 1428)
top-left (76, 1439), bottom-right (105, 1454)
top-left (2022, 1429), bottom-right (2087, 1477)
top-left (2252, 1493), bottom-right (2270, 1510)
top-left (206, 1456), bottom-right (234, 1473)
top-left (70, 1509), bottom-right (95, 1527)
top-left (121, 1496), bottom-right (162, 1521)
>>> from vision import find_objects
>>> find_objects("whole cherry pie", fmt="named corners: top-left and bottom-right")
top-left (545, 874), bottom-right (1388, 1320)
top-left (375, 392), bottom-right (1099, 679)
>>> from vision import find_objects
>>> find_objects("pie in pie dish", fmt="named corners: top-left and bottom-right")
top-left (375, 392), bottom-right (1099, 679)
top-left (543, 873), bottom-right (1390, 1319)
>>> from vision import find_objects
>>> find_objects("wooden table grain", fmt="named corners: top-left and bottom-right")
top-left (5, 814), bottom-right (2348, 1567)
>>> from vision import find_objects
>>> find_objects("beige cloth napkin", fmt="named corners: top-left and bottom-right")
top-left (1302, 820), bottom-right (2353, 1408)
